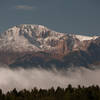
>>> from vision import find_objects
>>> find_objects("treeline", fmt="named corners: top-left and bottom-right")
top-left (0, 85), bottom-right (100, 100)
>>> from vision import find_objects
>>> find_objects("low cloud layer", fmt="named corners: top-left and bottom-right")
top-left (0, 67), bottom-right (100, 92)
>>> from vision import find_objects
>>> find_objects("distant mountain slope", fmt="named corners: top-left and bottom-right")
top-left (0, 24), bottom-right (99, 68)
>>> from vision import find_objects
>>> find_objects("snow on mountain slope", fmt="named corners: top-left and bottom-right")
top-left (0, 24), bottom-right (99, 53)
top-left (0, 24), bottom-right (65, 52)
top-left (0, 24), bottom-right (100, 67)
top-left (75, 35), bottom-right (98, 41)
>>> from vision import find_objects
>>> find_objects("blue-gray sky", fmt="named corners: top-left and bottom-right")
top-left (0, 0), bottom-right (100, 33)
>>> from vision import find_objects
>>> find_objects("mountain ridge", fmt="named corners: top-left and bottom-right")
top-left (0, 24), bottom-right (100, 68)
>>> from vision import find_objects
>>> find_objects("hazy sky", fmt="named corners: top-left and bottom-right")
top-left (0, 0), bottom-right (100, 33)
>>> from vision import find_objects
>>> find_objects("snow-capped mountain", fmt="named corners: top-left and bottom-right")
top-left (0, 24), bottom-right (98, 52)
top-left (0, 24), bottom-right (66, 52)
top-left (0, 24), bottom-right (100, 68)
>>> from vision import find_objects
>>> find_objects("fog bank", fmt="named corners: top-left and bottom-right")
top-left (0, 67), bottom-right (100, 92)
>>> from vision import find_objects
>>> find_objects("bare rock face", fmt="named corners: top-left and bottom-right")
top-left (0, 24), bottom-right (99, 68)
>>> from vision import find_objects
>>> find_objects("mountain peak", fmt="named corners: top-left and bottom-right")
top-left (18, 24), bottom-right (47, 28)
top-left (2, 24), bottom-right (62, 38)
top-left (0, 24), bottom-right (99, 53)
top-left (4, 24), bottom-right (48, 36)
top-left (0, 24), bottom-right (65, 52)
top-left (0, 24), bottom-right (100, 67)
top-left (16, 24), bottom-right (48, 31)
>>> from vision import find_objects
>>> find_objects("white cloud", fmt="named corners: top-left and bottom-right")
top-left (15, 5), bottom-right (36, 10)
top-left (0, 66), bottom-right (100, 93)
